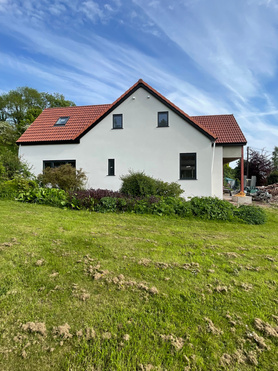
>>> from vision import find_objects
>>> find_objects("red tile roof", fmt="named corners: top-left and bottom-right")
top-left (17, 104), bottom-right (112, 143)
top-left (192, 114), bottom-right (247, 145)
top-left (17, 79), bottom-right (246, 146)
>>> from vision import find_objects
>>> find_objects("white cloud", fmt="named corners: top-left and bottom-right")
top-left (81, 1), bottom-right (104, 22)
top-left (1, 0), bottom-right (278, 152)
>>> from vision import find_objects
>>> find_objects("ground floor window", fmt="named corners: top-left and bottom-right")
top-left (180, 153), bottom-right (196, 179)
top-left (108, 159), bottom-right (115, 176)
top-left (43, 160), bottom-right (76, 169)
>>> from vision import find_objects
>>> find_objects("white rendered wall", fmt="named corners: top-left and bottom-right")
top-left (19, 87), bottom-right (223, 198)
top-left (212, 146), bottom-right (223, 199)
top-left (223, 146), bottom-right (241, 158)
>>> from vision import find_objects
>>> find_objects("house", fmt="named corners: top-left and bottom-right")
top-left (17, 79), bottom-right (247, 199)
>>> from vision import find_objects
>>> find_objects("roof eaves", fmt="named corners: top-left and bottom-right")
top-left (216, 141), bottom-right (247, 146)
top-left (18, 138), bottom-right (80, 146)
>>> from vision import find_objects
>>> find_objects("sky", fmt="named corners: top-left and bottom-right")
top-left (0, 0), bottom-right (278, 158)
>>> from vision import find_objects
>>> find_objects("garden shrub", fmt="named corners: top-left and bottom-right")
top-left (120, 171), bottom-right (157, 197)
top-left (96, 197), bottom-right (118, 213)
top-left (14, 183), bottom-right (266, 225)
top-left (68, 189), bottom-right (124, 210)
top-left (38, 164), bottom-right (87, 191)
top-left (16, 187), bottom-right (68, 208)
top-left (0, 160), bottom-right (6, 181)
top-left (163, 197), bottom-right (192, 217)
top-left (0, 148), bottom-right (33, 180)
top-left (155, 180), bottom-right (183, 197)
top-left (120, 171), bottom-right (183, 197)
top-left (0, 178), bottom-right (37, 199)
top-left (190, 197), bottom-right (235, 221)
top-left (235, 205), bottom-right (266, 225)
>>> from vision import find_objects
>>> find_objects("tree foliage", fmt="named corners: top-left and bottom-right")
top-left (0, 121), bottom-right (18, 153)
top-left (272, 146), bottom-right (278, 171)
top-left (0, 148), bottom-right (33, 181)
top-left (235, 149), bottom-right (272, 186)
top-left (0, 87), bottom-right (75, 136)
top-left (223, 164), bottom-right (235, 179)
top-left (267, 170), bottom-right (278, 185)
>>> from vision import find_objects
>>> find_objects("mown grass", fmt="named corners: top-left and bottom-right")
top-left (0, 200), bottom-right (277, 370)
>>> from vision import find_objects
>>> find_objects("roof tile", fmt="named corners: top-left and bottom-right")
top-left (17, 104), bottom-right (111, 143)
top-left (192, 114), bottom-right (247, 144)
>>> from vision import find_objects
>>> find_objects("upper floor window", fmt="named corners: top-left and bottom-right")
top-left (158, 112), bottom-right (168, 127)
top-left (180, 153), bottom-right (196, 180)
top-left (54, 116), bottom-right (70, 126)
top-left (113, 114), bottom-right (123, 129)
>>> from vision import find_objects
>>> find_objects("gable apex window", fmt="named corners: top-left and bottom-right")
top-left (180, 153), bottom-right (196, 180)
top-left (158, 112), bottom-right (169, 127)
top-left (113, 114), bottom-right (123, 129)
top-left (54, 116), bottom-right (70, 126)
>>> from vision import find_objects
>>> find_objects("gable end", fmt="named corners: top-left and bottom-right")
top-left (75, 81), bottom-right (216, 142)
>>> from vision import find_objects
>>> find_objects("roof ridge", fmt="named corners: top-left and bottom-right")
top-left (44, 103), bottom-right (112, 110)
top-left (192, 114), bottom-right (234, 117)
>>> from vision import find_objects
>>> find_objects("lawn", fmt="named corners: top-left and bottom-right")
top-left (0, 200), bottom-right (277, 370)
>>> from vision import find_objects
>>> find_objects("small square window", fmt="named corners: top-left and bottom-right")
top-left (108, 159), bottom-right (115, 176)
top-left (54, 116), bottom-right (70, 126)
top-left (113, 114), bottom-right (123, 129)
top-left (180, 153), bottom-right (196, 179)
top-left (158, 112), bottom-right (168, 127)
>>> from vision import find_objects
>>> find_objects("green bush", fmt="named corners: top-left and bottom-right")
top-left (120, 171), bottom-right (157, 197)
top-left (13, 183), bottom-right (266, 225)
top-left (267, 171), bottom-right (278, 185)
top-left (190, 197), bottom-right (235, 221)
top-left (0, 160), bottom-right (7, 181)
top-left (0, 178), bottom-right (37, 199)
top-left (38, 164), bottom-right (87, 192)
top-left (155, 180), bottom-right (183, 197)
top-left (164, 197), bottom-right (192, 217)
top-left (95, 197), bottom-right (118, 213)
top-left (120, 171), bottom-right (183, 197)
top-left (16, 187), bottom-right (68, 208)
top-left (235, 205), bottom-right (267, 225)
top-left (0, 148), bottom-right (33, 180)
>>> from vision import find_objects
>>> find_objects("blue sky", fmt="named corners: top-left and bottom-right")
top-left (0, 0), bottom-right (278, 156)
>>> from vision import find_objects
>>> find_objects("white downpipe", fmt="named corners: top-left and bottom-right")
top-left (211, 141), bottom-right (216, 196)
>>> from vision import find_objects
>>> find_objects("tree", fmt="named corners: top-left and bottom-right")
top-left (272, 146), bottom-right (278, 171)
top-left (0, 121), bottom-right (18, 153)
top-left (0, 148), bottom-right (33, 180)
top-left (223, 164), bottom-right (235, 179)
top-left (0, 87), bottom-right (75, 136)
top-left (267, 170), bottom-right (278, 185)
top-left (235, 149), bottom-right (272, 186)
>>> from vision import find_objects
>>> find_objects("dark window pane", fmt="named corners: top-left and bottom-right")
top-left (108, 159), bottom-right (115, 176)
top-left (158, 112), bottom-right (168, 127)
top-left (113, 114), bottom-right (123, 129)
top-left (54, 116), bottom-right (70, 126)
top-left (44, 161), bottom-right (53, 168)
top-left (180, 153), bottom-right (196, 179)
top-left (43, 160), bottom-right (76, 169)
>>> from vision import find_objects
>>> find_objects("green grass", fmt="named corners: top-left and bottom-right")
top-left (0, 200), bottom-right (278, 370)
